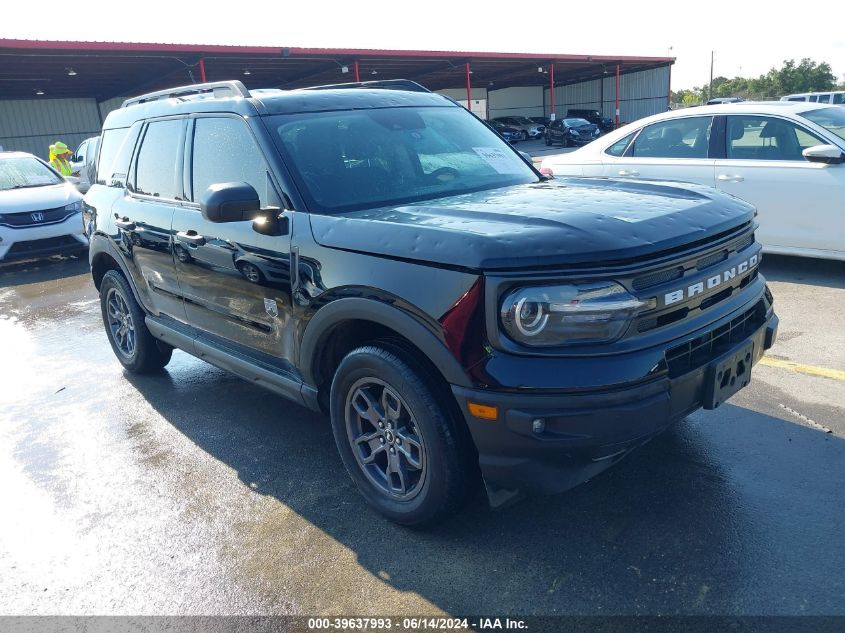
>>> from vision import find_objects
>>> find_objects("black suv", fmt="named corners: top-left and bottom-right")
top-left (566, 108), bottom-right (615, 133)
top-left (86, 80), bottom-right (778, 525)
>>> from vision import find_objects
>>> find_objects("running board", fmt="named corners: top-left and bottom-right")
top-left (145, 315), bottom-right (312, 409)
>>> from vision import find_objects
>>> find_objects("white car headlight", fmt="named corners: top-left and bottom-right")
top-left (500, 282), bottom-right (650, 346)
top-left (64, 201), bottom-right (83, 212)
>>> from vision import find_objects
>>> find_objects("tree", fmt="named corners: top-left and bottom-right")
top-left (674, 58), bottom-right (837, 102)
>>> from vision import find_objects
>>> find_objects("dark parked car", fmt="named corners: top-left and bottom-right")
top-left (545, 117), bottom-right (602, 147)
top-left (87, 79), bottom-right (777, 526)
top-left (487, 119), bottom-right (521, 144)
top-left (566, 108), bottom-right (614, 132)
top-left (491, 116), bottom-right (545, 140)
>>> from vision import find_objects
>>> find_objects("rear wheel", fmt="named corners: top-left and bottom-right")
top-left (99, 270), bottom-right (172, 373)
top-left (330, 344), bottom-right (477, 526)
top-left (237, 261), bottom-right (264, 284)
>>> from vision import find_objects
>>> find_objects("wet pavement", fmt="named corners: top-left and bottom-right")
top-left (1, 253), bottom-right (843, 616)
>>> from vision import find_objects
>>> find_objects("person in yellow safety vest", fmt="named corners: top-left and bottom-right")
top-left (49, 141), bottom-right (74, 176)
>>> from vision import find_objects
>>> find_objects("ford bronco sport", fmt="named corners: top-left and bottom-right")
top-left (87, 80), bottom-right (778, 525)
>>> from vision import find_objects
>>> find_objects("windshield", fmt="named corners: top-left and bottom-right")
top-left (0, 156), bottom-right (63, 191)
top-left (564, 118), bottom-right (591, 127)
top-left (271, 106), bottom-right (538, 213)
top-left (801, 107), bottom-right (845, 143)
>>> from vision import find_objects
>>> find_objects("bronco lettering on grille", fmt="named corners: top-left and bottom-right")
top-left (664, 254), bottom-right (758, 306)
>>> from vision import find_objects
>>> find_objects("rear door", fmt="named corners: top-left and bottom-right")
top-left (714, 114), bottom-right (843, 253)
top-left (171, 114), bottom-right (296, 366)
top-left (602, 115), bottom-right (716, 186)
top-left (111, 117), bottom-right (187, 321)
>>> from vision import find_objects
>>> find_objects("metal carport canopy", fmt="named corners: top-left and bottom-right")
top-left (0, 39), bottom-right (673, 101)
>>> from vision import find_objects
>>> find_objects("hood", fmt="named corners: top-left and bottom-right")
top-left (309, 178), bottom-right (755, 270)
top-left (0, 182), bottom-right (82, 213)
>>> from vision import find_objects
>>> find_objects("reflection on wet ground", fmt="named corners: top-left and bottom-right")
top-left (0, 254), bottom-right (843, 615)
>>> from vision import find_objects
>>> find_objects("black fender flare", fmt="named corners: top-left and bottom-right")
top-left (89, 233), bottom-right (146, 308)
top-left (298, 297), bottom-right (472, 389)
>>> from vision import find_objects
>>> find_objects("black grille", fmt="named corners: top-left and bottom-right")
top-left (6, 235), bottom-right (84, 257)
top-left (696, 249), bottom-right (728, 270)
top-left (734, 233), bottom-right (754, 252)
top-left (0, 206), bottom-right (76, 228)
top-left (632, 266), bottom-right (683, 291)
top-left (665, 301), bottom-right (766, 378)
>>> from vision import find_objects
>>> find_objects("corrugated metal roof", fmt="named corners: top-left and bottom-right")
top-left (0, 38), bottom-right (673, 101)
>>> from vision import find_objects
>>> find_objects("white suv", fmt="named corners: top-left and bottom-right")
top-left (0, 151), bottom-right (87, 261)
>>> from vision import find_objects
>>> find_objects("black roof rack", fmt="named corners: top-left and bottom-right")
top-left (302, 79), bottom-right (431, 93)
top-left (122, 80), bottom-right (250, 108)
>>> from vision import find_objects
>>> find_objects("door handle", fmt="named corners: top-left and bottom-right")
top-left (115, 218), bottom-right (136, 230)
top-left (618, 170), bottom-right (640, 177)
top-left (176, 230), bottom-right (206, 246)
top-left (717, 174), bottom-right (745, 182)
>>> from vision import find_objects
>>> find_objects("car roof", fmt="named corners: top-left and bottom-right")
top-left (104, 81), bottom-right (456, 129)
top-left (0, 151), bottom-right (39, 160)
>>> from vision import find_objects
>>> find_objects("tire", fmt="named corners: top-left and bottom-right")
top-left (330, 344), bottom-right (477, 526)
top-left (520, 130), bottom-right (529, 141)
top-left (561, 136), bottom-right (569, 148)
top-left (99, 270), bottom-right (173, 373)
top-left (237, 260), bottom-right (264, 284)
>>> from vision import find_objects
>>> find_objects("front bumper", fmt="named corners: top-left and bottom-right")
top-left (0, 213), bottom-right (88, 261)
top-left (452, 296), bottom-right (778, 503)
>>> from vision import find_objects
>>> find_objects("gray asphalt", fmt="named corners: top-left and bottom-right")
top-left (0, 253), bottom-right (843, 616)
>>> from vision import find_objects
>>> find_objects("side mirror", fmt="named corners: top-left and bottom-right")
top-left (802, 144), bottom-right (845, 165)
top-left (200, 182), bottom-right (261, 223)
top-left (252, 212), bottom-right (289, 237)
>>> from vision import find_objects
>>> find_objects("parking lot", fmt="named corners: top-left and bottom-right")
top-left (1, 252), bottom-right (843, 616)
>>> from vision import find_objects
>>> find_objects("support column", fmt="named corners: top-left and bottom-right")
top-left (354, 60), bottom-right (360, 83)
top-left (615, 64), bottom-right (620, 129)
top-left (550, 62), bottom-right (555, 118)
top-left (199, 58), bottom-right (207, 83)
top-left (465, 63), bottom-right (472, 111)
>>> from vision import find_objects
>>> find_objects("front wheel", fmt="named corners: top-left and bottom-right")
top-left (330, 344), bottom-right (477, 526)
top-left (99, 270), bottom-right (172, 373)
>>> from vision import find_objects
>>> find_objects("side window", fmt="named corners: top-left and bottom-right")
top-left (133, 119), bottom-right (184, 199)
top-left (191, 117), bottom-right (269, 207)
top-left (76, 140), bottom-right (87, 161)
top-left (606, 131), bottom-right (636, 157)
top-left (96, 128), bottom-right (130, 185)
top-left (786, 96), bottom-right (805, 102)
top-left (629, 116), bottom-right (712, 159)
top-left (808, 95), bottom-right (819, 103)
top-left (834, 93), bottom-right (844, 105)
top-left (726, 116), bottom-right (825, 161)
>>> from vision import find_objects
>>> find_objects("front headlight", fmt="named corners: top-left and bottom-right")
top-left (500, 282), bottom-right (649, 347)
top-left (569, 128), bottom-right (579, 135)
top-left (64, 201), bottom-right (82, 213)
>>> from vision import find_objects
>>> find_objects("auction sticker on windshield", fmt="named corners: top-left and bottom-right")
top-left (473, 147), bottom-right (524, 174)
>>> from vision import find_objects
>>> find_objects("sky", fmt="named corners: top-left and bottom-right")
top-left (3, 0), bottom-right (844, 91)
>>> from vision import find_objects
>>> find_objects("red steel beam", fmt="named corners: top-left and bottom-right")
top-left (550, 63), bottom-right (555, 117)
top-left (615, 64), bottom-right (620, 129)
top-left (354, 60), bottom-right (360, 82)
top-left (465, 62), bottom-right (472, 111)
top-left (199, 58), bottom-right (206, 82)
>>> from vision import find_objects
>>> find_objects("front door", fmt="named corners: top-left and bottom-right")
top-left (715, 114), bottom-right (843, 254)
top-left (172, 115), bottom-right (296, 366)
